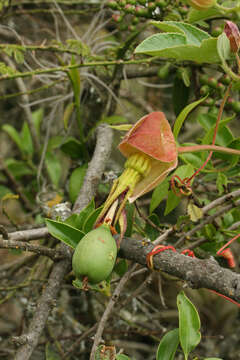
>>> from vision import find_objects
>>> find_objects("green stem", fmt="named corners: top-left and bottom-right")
top-left (0, 57), bottom-right (158, 82)
top-left (178, 144), bottom-right (240, 156)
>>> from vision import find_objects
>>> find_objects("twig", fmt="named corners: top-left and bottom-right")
top-left (0, 238), bottom-right (68, 261)
top-left (89, 264), bottom-right (138, 360)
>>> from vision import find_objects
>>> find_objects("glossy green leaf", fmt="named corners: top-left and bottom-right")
top-left (135, 34), bottom-right (220, 64)
top-left (151, 21), bottom-right (210, 45)
top-left (83, 206), bottom-right (104, 233)
top-left (150, 177), bottom-right (169, 214)
top-left (71, 198), bottom-right (95, 231)
top-left (45, 152), bottom-right (62, 188)
top-left (164, 164), bottom-right (195, 215)
top-left (69, 164), bottom-right (88, 203)
top-left (156, 328), bottom-right (179, 360)
top-left (173, 95), bottom-right (208, 139)
top-left (63, 102), bottom-right (74, 130)
top-left (177, 291), bottom-right (201, 360)
top-left (45, 218), bottom-right (85, 249)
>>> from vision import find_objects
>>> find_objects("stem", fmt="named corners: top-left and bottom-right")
top-left (178, 144), bottom-right (240, 156)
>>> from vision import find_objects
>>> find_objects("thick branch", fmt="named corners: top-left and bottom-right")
top-left (119, 236), bottom-right (240, 303)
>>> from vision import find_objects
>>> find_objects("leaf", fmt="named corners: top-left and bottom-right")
top-left (45, 218), bottom-right (85, 249)
top-left (150, 178), bottom-right (169, 214)
top-left (5, 159), bottom-right (34, 178)
top-left (135, 33), bottom-right (220, 64)
top-left (187, 203), bottom-right (203, 222)
top-left (63, 102), bottom-right (74, 130)
top-left (2, 124), bottom-right (24, 154)
top-left (114, 259), bottom-right (128, 277)
top-left (173, 95), bottom-right (208, 139)
top-left (151, 21), bottom-right (210, 45)
top-left (45, 152), bottom-right (62, 188)
top-left (110, 124), bottom-right (132, 131)
top-left (69, 164), bottom-right (88, 203)
top-left (0, 185), bottom-right (13, 199)
top-left (187, 7), bottom-right (223, 23)
top-left (177, 291), bottom-right (201, 360)
top-left (82, 206), bottom-right (104, 233)
top-left (216, 172), bottom-right (228, 195)
top-left (60, 137), bottom-right (84, 159)
top-left (201, 121), bottom-right (234, 146)
top-left (32, 108), bottom-right (44, 137)
top-left (164, 164), bottom-right (195, 215)
top-left (72, 198), bottom-right (95, 231)
top-left (156, 328), bottom-right (179, 360)
top-left (217, 32), bottom-right (231, 63)
top-left (21, 122), bottom-right (34, 156)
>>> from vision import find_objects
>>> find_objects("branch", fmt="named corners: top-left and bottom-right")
top-left (119, 236), bottom-right (240, 304)
top-left (73, 124), bottom-right (113, 213)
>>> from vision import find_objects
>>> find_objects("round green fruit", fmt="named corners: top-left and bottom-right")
top-left (72, 224), bottom-right (117, 284)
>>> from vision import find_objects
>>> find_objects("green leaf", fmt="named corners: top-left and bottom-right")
top-left (201, 120), bottom-right (234, 146)
top-left (125, 203), bottom-right (135, 237)
top-left (156, 328), bottom-right (179, 360)
top-left (164, 164), bottom-right (195, 215)
top-left (82, 206), bottom-right (104, 233)
top-left (45, 152), bottom-right (62, 188)
top-left (5, 159), bottom-right (34, 178)
top-left (0, 185), bottom-right (13, 199)
top-left (45, 218), bottom-right (85, 249)
top-left (135, 34), bottom-right (220, 64)
top-left (32, 108), bottom-right (44, 137)
top-left (177, 291), bottom-right (201, 360)
top-left (151, 21), bottom-right (210, 45)
top-left (72, 198), bottom-right (95, 231)
top-left (60, 137), bottom-right (84, 159)
top-left (45, 343), bottom-right (61, 360)
top-left (173, 95), bottom-right (208, 139)
top-left (217, 32), bottom-right (231, 63)
top-left (68, 56), bottom-right (81, 99)
top-left (63, 102), bottom-right (74, 130)
top-left (150, 178), bottom-right (169, 214)
top-left (187, 7), bottom-right (223, 23)
top-left (21, 122), bottom-right (34, 156)
top-left (216, 172), bottom-right (228, 195)
top-left (69, 164), bottom-right (88, 203)
top-left (2, 124), bottom-right (24, 154)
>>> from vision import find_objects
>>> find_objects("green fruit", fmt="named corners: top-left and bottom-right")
top-left (72, 224), bottom-right (117, 284)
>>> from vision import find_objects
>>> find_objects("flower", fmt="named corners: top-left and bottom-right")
top-left (95, 112), bottom-right (177, 230)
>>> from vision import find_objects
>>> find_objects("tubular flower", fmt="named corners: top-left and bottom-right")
top-left (95, 112), bottom-right (177, 229)
top-left (187, 0), bottom-right (216, 10)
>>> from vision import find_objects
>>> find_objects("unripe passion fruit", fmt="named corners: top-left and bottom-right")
top-left (72, 224), bottom-right (117, 284)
